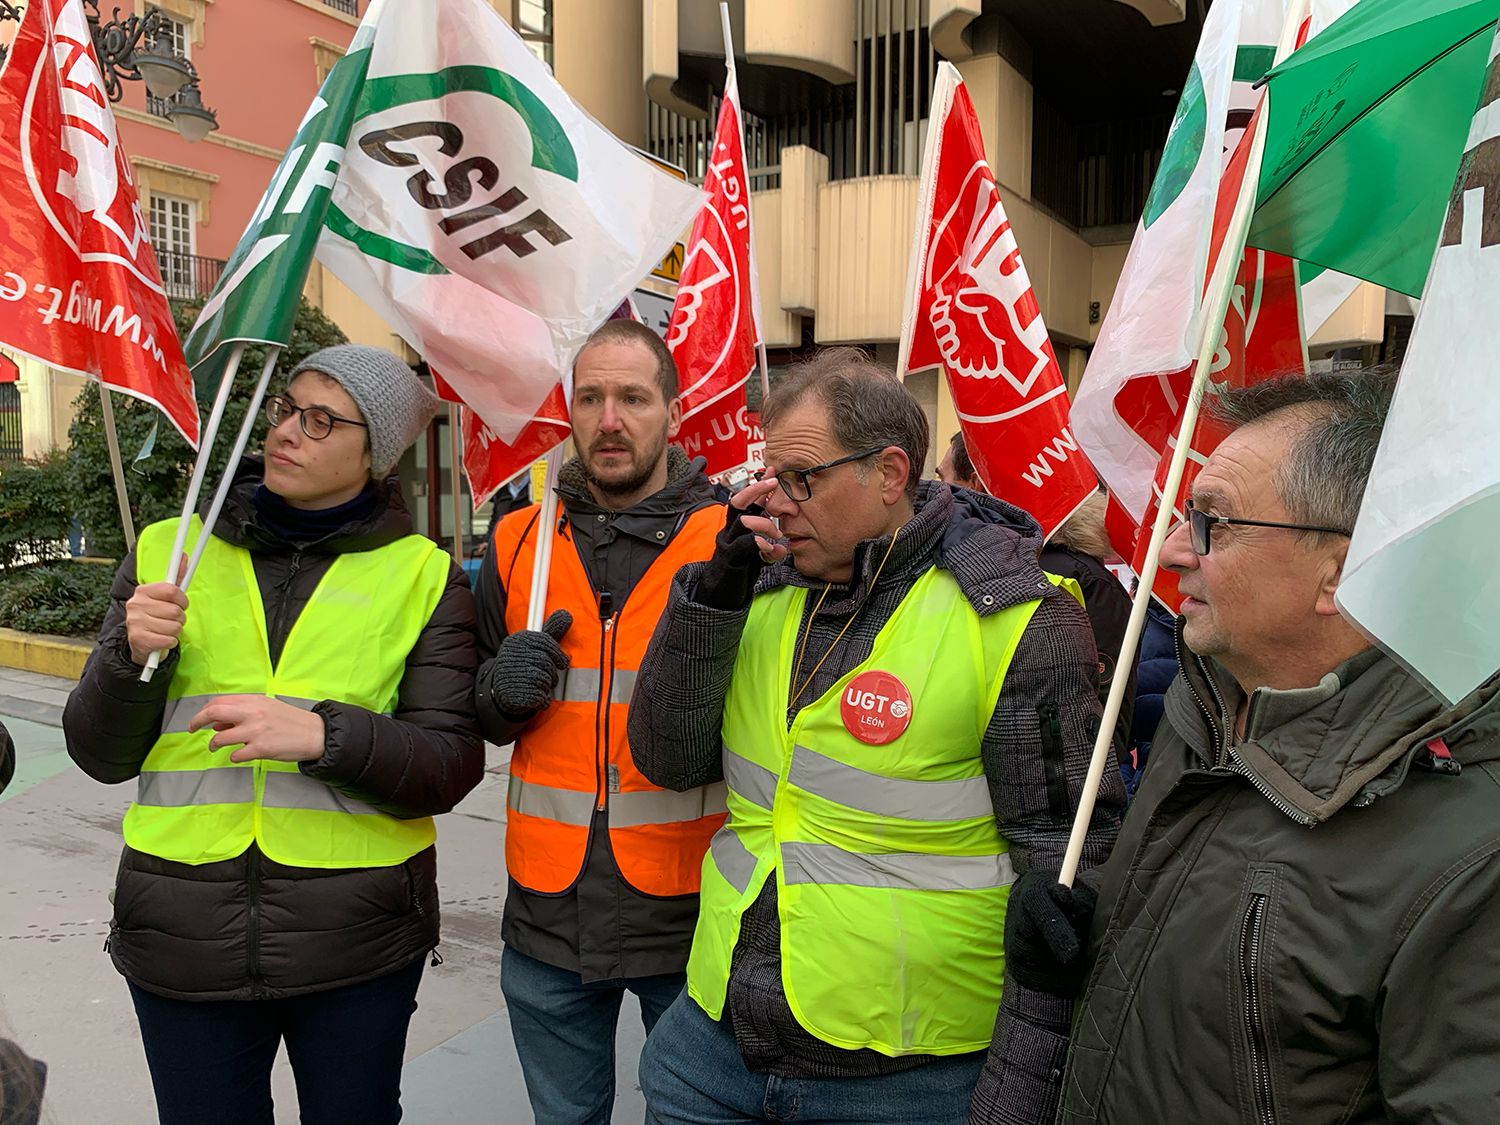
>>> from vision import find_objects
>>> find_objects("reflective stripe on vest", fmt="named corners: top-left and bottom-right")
top-left (495, 501), bottom-right (726, 896)
top-left (125, 515), bottom-right (450, 869)
top-left (689, 566), bottom-right (1067, 1057)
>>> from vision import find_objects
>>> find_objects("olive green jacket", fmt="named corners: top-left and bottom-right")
top-left (1060, 631), bottom-right (1500, 1124)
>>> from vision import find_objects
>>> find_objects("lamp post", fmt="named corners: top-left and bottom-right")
top-left (0, 1), bottom-right (218, 142)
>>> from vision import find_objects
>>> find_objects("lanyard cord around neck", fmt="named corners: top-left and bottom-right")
top-left (787, 523), bottom-right (902, 713)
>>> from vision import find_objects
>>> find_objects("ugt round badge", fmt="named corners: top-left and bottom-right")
top-left (840, 670), bottom-right (914, 746)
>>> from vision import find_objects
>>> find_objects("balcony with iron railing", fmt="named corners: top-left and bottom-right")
top-left (154, 250), bottom-right (227, 302)
top-left (321, 0), bottom-right (359, 14)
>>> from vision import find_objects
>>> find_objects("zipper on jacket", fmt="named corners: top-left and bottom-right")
top-left (1227, 747), bottom-right (1316, 827)
top-left (1038, 703), bottom-right (1070, 821)
top-left (1239, 892), bottom-right (1278, 1125)
top-left (1174, 626), bottom-right (1231, 766)
top-left (246, 846), bottom-right (264, 997)
top-left (595, 590), bottom-right (615, 812)
top-left (267, 551), bottom-right (303, 669)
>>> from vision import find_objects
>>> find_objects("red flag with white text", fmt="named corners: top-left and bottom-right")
top-left (898, 62), bottom-right (1094, 538)
top-left (0, 0), bottom-right (198, 444)
top-left (666, 65), bottom-right (762, 477)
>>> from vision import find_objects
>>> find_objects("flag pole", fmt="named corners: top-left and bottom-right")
top-left (180, 346), bottom-right (281, 587)
top-left (98, 385), bottom-right (137, 553)
top-left (719, 2), bottom-right (770, 403)
top-left (524, 446), bottom-right (563, 631)
top-left (894, 62), bottom-right (953, 382)
top-left (448, 402), bottom-right (465, 563)
top-left (139, 340), bottom-right (246, 681)
top-left (140, 344), bottom-right (279, 682)
top-left (1059, 4), bottom-right (1305, 886)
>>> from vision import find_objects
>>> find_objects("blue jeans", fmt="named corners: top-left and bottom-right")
top-left (640, 991), bottom-right (985, 1124)
top-left (501, 944), bottom-right (685, 1124)
top-left (128, 957), bottom-right (424, 1125)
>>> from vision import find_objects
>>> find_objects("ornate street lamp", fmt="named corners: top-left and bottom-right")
top-left (0, 1), bottom-right (218, 142)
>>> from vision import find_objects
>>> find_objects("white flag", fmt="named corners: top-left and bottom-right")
top-left (1071, 0), bottom-right (1354, 523)
top-left (313, 0), bottom-right (705, 442)
top-left (1336, 26), bottom-right (1500, 704)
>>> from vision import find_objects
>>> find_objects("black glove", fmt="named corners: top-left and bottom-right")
top-left (1004, 872), bottom-right (1099, 998)
top-left (695, 504), bottom-right (770, 611)
top-left (486, 609), bottom-right (572, 718)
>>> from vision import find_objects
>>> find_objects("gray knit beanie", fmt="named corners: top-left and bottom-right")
top-left (287, 345), bottom-right (439, 476)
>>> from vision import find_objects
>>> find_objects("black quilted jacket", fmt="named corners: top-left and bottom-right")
top-left (63, 461), bottom-right (483, 1001)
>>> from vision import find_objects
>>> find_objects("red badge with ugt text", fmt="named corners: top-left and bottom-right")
top-left (840, 671), bottom-right (914, 746)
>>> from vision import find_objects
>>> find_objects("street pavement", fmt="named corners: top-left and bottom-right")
top-left (0, 673), bottom-right (648, 1124)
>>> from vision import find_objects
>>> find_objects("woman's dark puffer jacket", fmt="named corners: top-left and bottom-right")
top-left (62, 462), bottom-right (484, 1001)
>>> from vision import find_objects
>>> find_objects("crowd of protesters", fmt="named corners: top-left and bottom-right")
top-left (0, 329), bottom-right (1489, 1125)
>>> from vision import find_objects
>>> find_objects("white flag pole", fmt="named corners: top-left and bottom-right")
top-left (139, 340), bottom-right (246, 681)
top-left (894, 63), bottom-right (954, 382)
top-left (448, 402), bottom-right (465, 563)
top-left (524, 446), bottom-right (563, 632)
top-left (97, 385), bottom-right (137, 553)
top-left (140, 344), bottom-right (280, 682)
top-left (1059, 1), bottom-right (1307, 886)
top-left (718, 3), bottom-right (772, 403)
top-left (180, 346), bottom-right (282, 588)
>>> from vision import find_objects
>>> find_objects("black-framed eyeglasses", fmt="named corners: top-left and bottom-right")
top-left (1184, 500), bottom-right (1352, 557)
top-left (762, 445), bottom-right (886, 502)
top-left (264, 394), bottom-right (369, 441)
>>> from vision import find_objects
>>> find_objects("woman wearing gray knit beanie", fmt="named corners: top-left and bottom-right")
top-left (63, 345), bottom-right (484, 1125)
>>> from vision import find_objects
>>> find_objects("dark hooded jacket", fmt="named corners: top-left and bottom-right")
top-left (63, 461), bottom-right (483, 1001)
top-left (1060, 627), bottom-right (1500, 1124)
top-left (630, 481), bottom-right (1123, 1122)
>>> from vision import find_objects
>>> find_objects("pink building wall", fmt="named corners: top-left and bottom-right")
top-left (114, 1), bottom-right (367, 260)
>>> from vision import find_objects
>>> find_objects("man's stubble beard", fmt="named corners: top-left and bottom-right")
top-left (583, 431), bottom-right (670, 499)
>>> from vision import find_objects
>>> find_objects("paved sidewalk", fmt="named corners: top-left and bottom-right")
top-left (0, 667), bottom-right (75, 728)
top-left (0, 674), bottom-right (649, 1124)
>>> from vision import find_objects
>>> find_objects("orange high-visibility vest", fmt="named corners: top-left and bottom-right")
top-left (494, 501), bottom-right (727, 896)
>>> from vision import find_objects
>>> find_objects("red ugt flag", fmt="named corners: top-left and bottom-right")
top-left (0, 0), bottom-right (198, 444)
top-left (898, 62), bottom-right (1094, 538)
top-left (666, 64), bottom-right (762, 477)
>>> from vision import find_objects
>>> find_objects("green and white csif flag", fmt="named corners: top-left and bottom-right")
top-left (182, 2), bottom-right (384, 383)
top-left (186, 0), bottom-right (704, 440)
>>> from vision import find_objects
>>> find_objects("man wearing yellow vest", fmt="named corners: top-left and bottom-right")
top-left (472, 319), bottom-right (725, 1124)
top-left (62, 345), bottom-right (484, 1125)
top-left (629, 348), bottom-right (1124, 1125)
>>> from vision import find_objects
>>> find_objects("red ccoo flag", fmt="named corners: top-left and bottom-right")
top-left (0, 0), bottom-right (198, 444)
top-left (897, 62), bottom-right (1094, 538)
top-left (666, 51), bottom-right (763, 477)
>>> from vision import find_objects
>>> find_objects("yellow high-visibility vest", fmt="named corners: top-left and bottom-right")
top-left (689, 566), bottom-right (1079, 1056)
top-left (126, 515), bottom-right (450, 868)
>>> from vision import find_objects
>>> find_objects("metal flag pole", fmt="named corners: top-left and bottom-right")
top-left (448, 401), bottom-right (465, 564)
top-left (180, 346), bottom-right (282, 587)
top-left (140, 344), bottom-right (279, 682)
top-left (97, 384), bottom-right (137, 552)
top-left (1059, 0), bottom-right (1308, 886)
top-left (524, 446), bottom-right (563, 631)
top-left (719, 2), bottom-right (771, 403)
top-left (893, 62), bottom-right (954, 382)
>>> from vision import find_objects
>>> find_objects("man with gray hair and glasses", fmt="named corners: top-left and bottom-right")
top-left (628, 347), bottom-right (1121, 1124)
top-left (1007, 367), bottom-right (1500, 1123)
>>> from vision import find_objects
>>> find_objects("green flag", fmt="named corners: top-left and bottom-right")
top-left (182, 6), bottom-right (382, 385)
